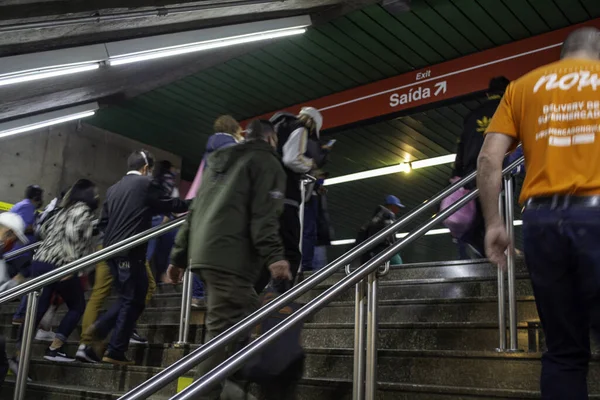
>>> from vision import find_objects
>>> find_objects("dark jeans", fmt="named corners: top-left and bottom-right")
top-left (301, 196), bottom-right (318, 271)
top-left (460, 199), bottom-right (485, 259)
top-left (522, 204), bottom-right (600, 399)
top-left (256, 204), bottom-right (302, 294)
top-left (94, 256), bottom-right (148, 356)
top-left (17, 261), bottom-right (85, 344)
top-left (0, 336), bottom-right (8, 385)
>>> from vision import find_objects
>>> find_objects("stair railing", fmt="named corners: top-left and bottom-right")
top-left (0, 217), bottom-right (187, 400)
top-left (118, 155), bottom-right (524, 400)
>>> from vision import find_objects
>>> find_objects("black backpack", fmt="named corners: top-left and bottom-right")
top-left (241, 282), bottom-right (305, 396)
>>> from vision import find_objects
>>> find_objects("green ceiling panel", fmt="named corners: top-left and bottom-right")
top-left (580, 0), bottom-right (600, 18)
top-left (553, 0), bottom-right (589, 24)
top-left (363, 6), bottom-right (444, 64)
top-left (474, 0), bottom-right (530, 40)
top-left (89, 0), bottom-right (597, 262)
top-left (502, 0), bottom-right (551, 35)
top-left (529, 0), bottom-right (570, 30)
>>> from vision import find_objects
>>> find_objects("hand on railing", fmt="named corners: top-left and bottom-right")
top-left (268, 260), bottom-right (292, 281)
top-left (166, 264), bottom-right (185, 284)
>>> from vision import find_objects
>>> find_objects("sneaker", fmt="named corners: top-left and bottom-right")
top-left (75, 344), bottom-right (101, 364)
top-left (44, 346), bottom-right (75, 362)
top-left (8, 358), bottom-right (32, 382)
top-left (102, 351), bottom-right (135, 366)
top-left (129, 330), bottom-right (148, 344)
top-left (191, 297), bottom-right (205, 309)
top-left (35, 328), bottom-right (55, 342)
top-left (11, 317), bottom-right (24, 326)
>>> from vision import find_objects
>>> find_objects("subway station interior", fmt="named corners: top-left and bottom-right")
top-left (1, 0), bottom-right (600, 399)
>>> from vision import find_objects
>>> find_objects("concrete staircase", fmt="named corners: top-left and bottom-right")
top-left (1, 258), bottom-right (598, 399)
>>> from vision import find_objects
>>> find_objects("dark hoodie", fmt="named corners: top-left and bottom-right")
top-left (171, 140), bottom-right (286, 283)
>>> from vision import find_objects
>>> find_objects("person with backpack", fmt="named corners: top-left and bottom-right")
top-left (253, 107), bottom-right (323, 293)
top-left (353, 195), bottom-right (405, 269)
top-left (451, 77), bottom-right (510, 259)
top-left (167, 119), bottom-right (291, 400)
top-left (185, 115), bottom-right (244, 307)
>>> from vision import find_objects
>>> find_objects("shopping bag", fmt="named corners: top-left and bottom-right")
top-left (440, 177), bottom-right (476, 239)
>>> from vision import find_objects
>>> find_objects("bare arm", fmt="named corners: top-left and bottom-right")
top-left (477, 133), bottom-right (515, 228)
top-left (477, 133), bottom-right (516, 268)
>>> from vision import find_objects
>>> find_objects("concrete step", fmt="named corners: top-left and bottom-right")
top-left (0, 306), bottom-right (206, 327)
top-left (305, 276), bottom-right (533, 303)
top-left (301, 349), bottom-right (600, 393)
top-left (7, 378), bottom-right (584, 400)
top-left (302, 322), bottom-right (532, 351)
top-left (313, 296), bottom-right (538, 324)
top-left (0, 322), bottom-right (205, 345)
top-left (12, 349), bottom-right (600, 398)
top-left (18, 359), bottom-right (186, 397)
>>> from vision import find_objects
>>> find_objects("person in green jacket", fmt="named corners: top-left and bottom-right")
top-left (167, 119), bottom-right (291, 400)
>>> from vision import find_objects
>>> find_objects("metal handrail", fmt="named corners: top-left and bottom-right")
top-left (173, 157), bottom-right (525, 400)
top-left (0, 216), bottom-right (185, 305)
top-left (119, 155), bottom-right (525, 400)
top-left (3, 242), bottom-right (40, 261)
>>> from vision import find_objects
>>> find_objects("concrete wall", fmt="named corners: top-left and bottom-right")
top-left (0, 121), bottom-right (181, 205)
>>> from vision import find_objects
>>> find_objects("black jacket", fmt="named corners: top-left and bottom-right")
top-left (453, 97), bottom-right (501, 189)
top-left (100, 173), bottom-right (188, 260)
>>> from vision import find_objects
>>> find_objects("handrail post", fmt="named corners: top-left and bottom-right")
top-left (175, 268), bottom-right (192, 346)
top-left (365, 262), bottom-right (387, 400)
top-left (496, 191), bottom-right (507, 351)
top-left (503, 175), bottom-right (519, 351)
top-left (352, 277), bottom-right (366, 400)
top-left (14, 291), bottom-right (39, 400)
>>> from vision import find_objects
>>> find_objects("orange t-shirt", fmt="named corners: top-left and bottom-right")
top-left (486, 58), bottom-right (600, 203)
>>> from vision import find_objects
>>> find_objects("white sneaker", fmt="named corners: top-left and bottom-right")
top-left (35, 328), bottom-right (55, 342)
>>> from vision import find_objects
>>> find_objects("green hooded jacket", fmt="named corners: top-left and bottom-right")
top-left (171, 140), bottom-right (286, 283)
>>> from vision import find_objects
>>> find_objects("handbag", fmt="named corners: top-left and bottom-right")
top-left (440, 177), bottom-right (476, 239)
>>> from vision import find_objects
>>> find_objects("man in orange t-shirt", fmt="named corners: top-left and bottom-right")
top-left (477, 27), bottom-right (600, 399)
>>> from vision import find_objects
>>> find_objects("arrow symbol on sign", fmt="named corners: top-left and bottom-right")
top-left (434, 81), bottom-right (447, 96)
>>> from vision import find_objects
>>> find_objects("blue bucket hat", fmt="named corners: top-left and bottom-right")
top-left (385, 195), bottom-right (405, 208)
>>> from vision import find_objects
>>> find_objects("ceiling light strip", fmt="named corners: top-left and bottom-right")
top-left (324, 154), bottom-right (456, 186)
top-left (109, 27), bottom-right (307, 66)
top-left (330, 220), bottom-right (523, 246)
top-left (0, 103), bottom-right (99, 139)
top-left (0, 63), bottom-right (100, 87)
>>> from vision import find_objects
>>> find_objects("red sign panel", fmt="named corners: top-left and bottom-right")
top-left (246, 18), bottom-right (600, 131)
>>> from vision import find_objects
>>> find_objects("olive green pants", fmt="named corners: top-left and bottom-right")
top-left (194, 269), bottom-right (258, 400)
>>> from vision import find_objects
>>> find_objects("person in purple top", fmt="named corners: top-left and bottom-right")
top-left (9, 185), bottom-right (43, 325)
top-left (186, 115), bottom-right (244, 307)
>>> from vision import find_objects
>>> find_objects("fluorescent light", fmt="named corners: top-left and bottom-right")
top-left (411, 154), bottom-right (456, 169)
top-left (324, 154), bottom-right (454, 186)
top-left (0, 63), bottom-right (100, 87)
top-left (324, 162), bottom-right (411, 186)
top-left (109, 25), bottom-right (308, 66)
top-left (330, 239), bottom-right (357, 246)
top-left (0, 103), bottom-right (98, 139)
top-left (332, 220), bottom-right (523, 245)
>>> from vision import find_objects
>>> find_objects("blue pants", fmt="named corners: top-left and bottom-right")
top-left (193, 274), bottom-right (204, 299)
top-left (17, 261), bottom-right (85, 344)
top-left (301, 196), bottom-right (319, 271)
top-left (523, 204), bottom-right (600, 399)
top-left (147, 216), bottom-right (178, 280)
top-left (312, 246), bottom-right (328, 271)
top-left (94, 256), bottom-right (148, 356)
